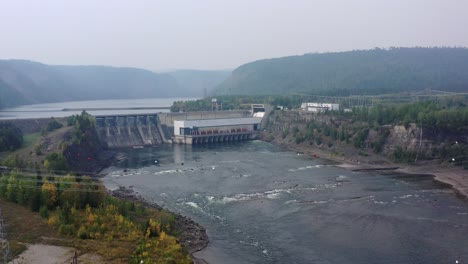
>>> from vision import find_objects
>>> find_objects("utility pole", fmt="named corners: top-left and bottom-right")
top-left (0, 207), bottom-right (11, 264)
top-left (415, 120), bottom-right (423, 163)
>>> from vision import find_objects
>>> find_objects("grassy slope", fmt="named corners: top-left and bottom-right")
top-left (0, 199), bottom-right (68, 257)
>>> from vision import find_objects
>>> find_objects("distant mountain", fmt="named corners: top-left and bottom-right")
top-left (167, 69), bottom-right (231, 97)
top-left (0, 60), bottom-right (183, 108)
top-left (213, 47), bottom-right (468, 96)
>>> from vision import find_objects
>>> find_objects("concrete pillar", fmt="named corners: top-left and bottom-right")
top-left (146, 115), bottom-right (151, 134)
top-left (125, 116), bottom-right (130, 135)
top-left (105, 117), bottom-right (110, 137)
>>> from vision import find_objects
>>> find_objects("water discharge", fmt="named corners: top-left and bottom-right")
top-left (103, 140), bottom-right (468, 264)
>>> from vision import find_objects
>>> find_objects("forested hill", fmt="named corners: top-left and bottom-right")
top-left (213, 47), bottom-right (468, 96)
top-left (0, 60), bottom-right (183, 108)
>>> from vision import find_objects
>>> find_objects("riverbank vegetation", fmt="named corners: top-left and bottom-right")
top-left (0, 172), bottom-right (191, 263)
top-left (264, 96), bottom-right (468, 168)
top-left (0, 111), bottom-right (192, 263)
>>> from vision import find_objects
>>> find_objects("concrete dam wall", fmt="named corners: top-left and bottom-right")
top-left (95, 114), bottom-right (163, 148)
top-left (95, 111), bottom-right (254, 148)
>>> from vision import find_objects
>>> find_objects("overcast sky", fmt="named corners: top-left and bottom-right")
top-left (1, 0), bottom-right (467, 71)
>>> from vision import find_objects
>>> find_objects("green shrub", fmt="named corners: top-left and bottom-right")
top-left (44, 152), bottom-right (68, 172)
top-left (315, 136), bottom-right (322, 145)
top-left (39, 205), bottom-right (49, 219)
top-left (282, 128), bottom-right (289, 139)
top-left (34, 144), bottom-right (42, 155)
top-left (0, 122), bottom-right (23, 151)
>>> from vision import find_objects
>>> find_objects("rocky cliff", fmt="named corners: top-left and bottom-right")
top-left (262, 110), bottom-right (467, 166)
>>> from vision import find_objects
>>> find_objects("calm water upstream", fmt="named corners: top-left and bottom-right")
top-left (0, 97), bottom-right (195, 120)
top-left (102, 141), bottom-right (468, 264)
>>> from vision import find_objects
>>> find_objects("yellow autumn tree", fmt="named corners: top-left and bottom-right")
top-left (41, 181), bottom-right (58, 208)
top-left (146, 218), bottom-right (161, 238)
top-left (59, 175), bottom-right (81, 207)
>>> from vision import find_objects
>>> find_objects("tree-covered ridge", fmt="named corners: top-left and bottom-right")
top-left (0, 60), bottom-right (182, 109)
top-left (214, 47), bottom-right (468, 96)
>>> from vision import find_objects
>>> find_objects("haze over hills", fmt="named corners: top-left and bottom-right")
top-left (0, 60), bottom-right (229, 108)
top-left (167, 69), bottom-right (231, 97)
top-left (213, 47), bottom-right (468, 96)
top-left (3, 47), bottom-right (468, 109)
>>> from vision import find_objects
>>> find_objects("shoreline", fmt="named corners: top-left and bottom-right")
top-left (99, 137), bottom-right (466, 263)
top-left (265, 138), bottom-right (468, 200)
top-left (108, 186), bottom-right (210, 264)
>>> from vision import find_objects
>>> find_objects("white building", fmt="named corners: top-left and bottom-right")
top-left (251, 104), bottom-right (266, 118)
top-left (301, 102), bottom-right (340, 112)
top-left (174, 117), bottom-right (262, 136)
top-left (173, 117), bottom-right (262, 144)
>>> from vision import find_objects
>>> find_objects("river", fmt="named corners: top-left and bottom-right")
top-left (102, 141), bottom-right (468, 264)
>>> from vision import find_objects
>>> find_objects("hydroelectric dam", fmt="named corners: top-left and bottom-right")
top-left (94, 105), bottom-right (270, 148)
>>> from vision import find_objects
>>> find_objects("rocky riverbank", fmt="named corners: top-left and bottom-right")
top-left (109, 186), bottom-right (210, 264)
top-left (260, 132), bottom-right (468, 200)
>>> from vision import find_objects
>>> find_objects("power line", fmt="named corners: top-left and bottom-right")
top-left (0, 184), bottom-right (106, 193)
top-left (1, 166), bottom-right (106, 178)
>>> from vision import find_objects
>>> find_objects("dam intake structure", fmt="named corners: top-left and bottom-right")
top-left (95, 114), bottom-right (164, 148)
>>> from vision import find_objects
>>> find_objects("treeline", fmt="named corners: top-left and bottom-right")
top-left (170, 95), bottom-right (303, 112)
top-left (0, 173), bottom-right (104, 212)
top-left (214, 47), bottom-right (468, 96)
top-left (349, 100), bottom-right (468, 131)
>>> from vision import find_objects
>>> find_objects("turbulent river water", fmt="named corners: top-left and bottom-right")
top-left (102, 140), bottom-right (468, 264)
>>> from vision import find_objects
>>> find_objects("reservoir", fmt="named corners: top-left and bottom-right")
top-left (0, 97), bottom-right (195, 120)
top-left (102, 140), bottom-right (468, 264)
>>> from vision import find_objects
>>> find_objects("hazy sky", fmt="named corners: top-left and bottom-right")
top-left (1, 0), bottom-right (467, 71)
